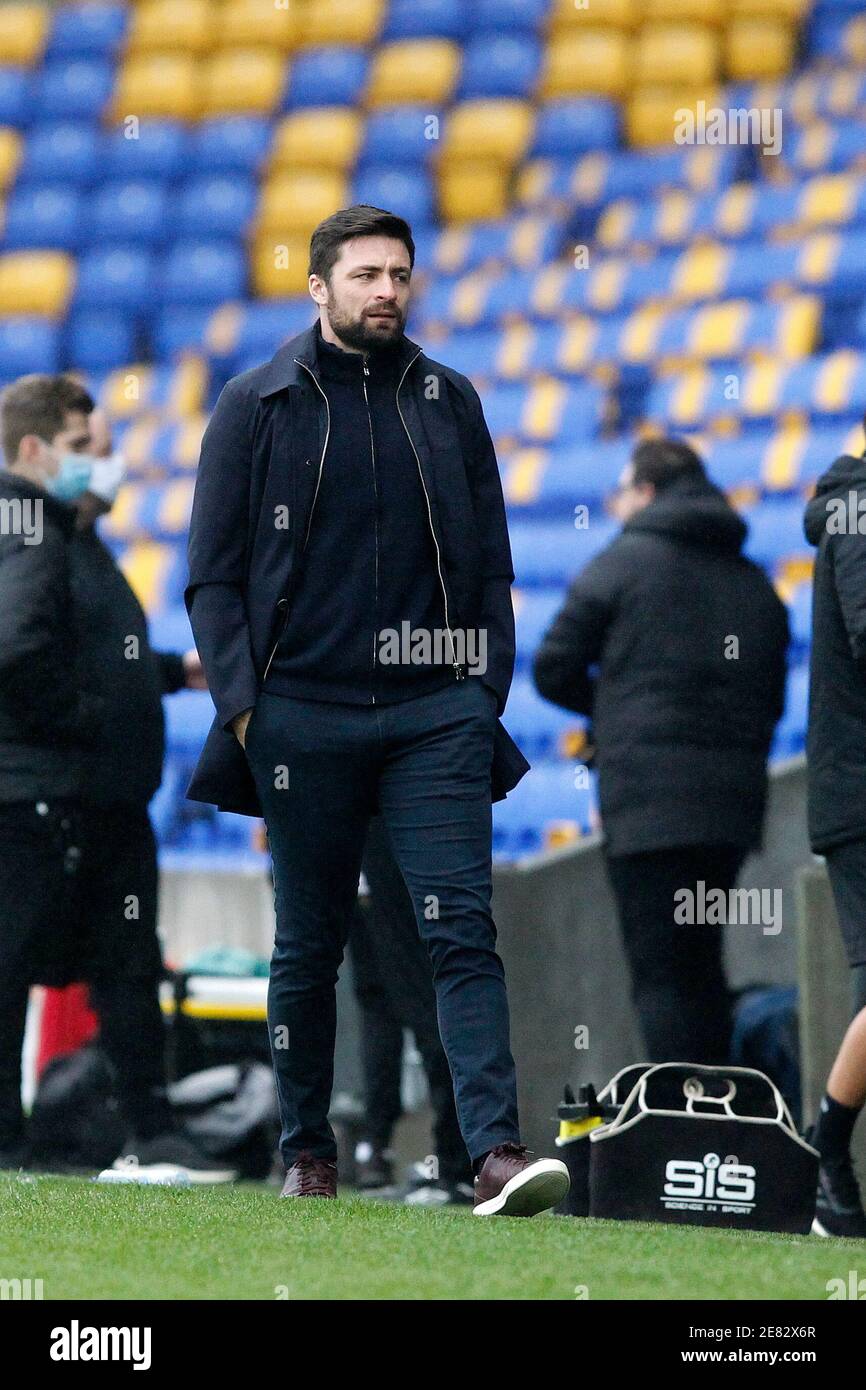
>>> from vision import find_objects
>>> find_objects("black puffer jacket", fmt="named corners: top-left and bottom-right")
top-left (533, 475), bottom-right (789, 856)
top-left (0, 471), bottom-right (97, 801)
top-left (804, 452), bottom-right (866, 852)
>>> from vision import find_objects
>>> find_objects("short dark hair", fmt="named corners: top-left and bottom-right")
top-left (631, 437), bottom-right (705, 492)
top-left (1, 373), bottom-right (94, 464)
top-left (308, 204), bottom-right (415, 283)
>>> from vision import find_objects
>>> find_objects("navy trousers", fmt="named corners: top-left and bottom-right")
top-left (244, 676), bottom-right (520, 1166)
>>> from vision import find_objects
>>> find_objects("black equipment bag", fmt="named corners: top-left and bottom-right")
top-left (588, 1062), bottom-right (818, 1234)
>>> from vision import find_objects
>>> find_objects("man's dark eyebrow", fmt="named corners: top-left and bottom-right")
top-left (351, 264), bottom-right (411, 273)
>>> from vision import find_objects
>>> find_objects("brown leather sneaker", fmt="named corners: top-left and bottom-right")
top-left (473, 1142), bottom-right (569, 1217)
top-left (280, 1151), bottom-right (338, 1199)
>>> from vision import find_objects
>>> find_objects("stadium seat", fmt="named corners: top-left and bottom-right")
top-left (726, 19), bottom-right (797, 80)
top-left (101, 120), bottom-right (190, 181)
top-left (215, 0), bottom-right (297, 51)
top-left (530, 99), bottom-right (620, 157)
top-left (37, 58), bottom-right (115, 120)
top-left (0, 317), bottom-right (61, 376)
top-left (359, 107), bottom-right (441, 167)
top-left (549, 0), bottom-right (640, 28)
top-left (0, 5), bottom-right (49, 67)
top-left (74, 246), bottom-right (157, 312)
top-left (65, 309), bottom-right (135, 374)
top-left (250, 235), bottom-right (312, 297)
top-left (189, 117), bottom-right (272, 173)
top-left (2, 184), bottom-right (83, 251)
top-left (0, 69), bottom-right (33, 127)
top-left (0, 251), bottom-right (74, 316)
top-left (256, 171), bottom-right (348, 237)
top-left (174, 175), bottom-right (257, 240)
top-left (351, 166), bottom-right (434, 225)
top-left (634, 24), bottom-right (720, 85)
top-left (159, 242), bottom-right (247, 308)
top-left (89, 181), bottom-right (170, 246)
top-left (295, 0), bottom-right (384, 49)
top-left (16, 122), bottom-right (99, 184)
top-left (270, 109), bottom-right (363, 172)
top-left (109, 54), bottom-right (198, 120)
top-left (0, 128), bottom-right (22, 192)
top-left (442, 100), bottom-right (534, 166)
top-left (626, 85), bottom-right (723, 147)
top-left (539, 29), bottom-right (632, 100)
top-left (199, 49), bottom-right (286, 117)
top-left (366, 40), bottom-right (460, 108)
top-left (457, 33), bottom-right (542, 100)
top-left (126, 0), bottom-right (213, 55)
top-left (438, 163), bottom-right (510, 222)
top-left (286, 48), bottom-right (369, 108)
top-left (383, 0), bottom-right (468, 41)
top-left (46, 3), bottom-right (127, 59)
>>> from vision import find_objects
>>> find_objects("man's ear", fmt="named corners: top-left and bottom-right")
top-left (308, 274), bottom-right (328, 307)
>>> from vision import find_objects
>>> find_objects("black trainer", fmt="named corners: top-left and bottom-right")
top-left (111, 1132), bottom-right (237, 1185)
top-left (353, 1141), bottom-right (395, 1190)
top-left (811, 1144), bottom-right (866, 1238)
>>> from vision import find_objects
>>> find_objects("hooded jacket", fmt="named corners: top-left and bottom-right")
top-left (533, 474), bottom-right (789, 856)
top-left (804, 451), bottom-right (866, 852)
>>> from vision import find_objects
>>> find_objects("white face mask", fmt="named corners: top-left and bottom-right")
top-left (87, 452), bottom-right (127, 506)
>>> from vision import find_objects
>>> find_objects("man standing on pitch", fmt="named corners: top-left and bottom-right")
top-left (186, 205), bottom-right (568, 1215)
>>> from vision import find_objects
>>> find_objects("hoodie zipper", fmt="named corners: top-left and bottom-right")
top-left (361, 355), bottom-right (379, 704)
top-left (262, 359), bottom-right (331, 683)
top-left (395, 351), bottom-right (463, 680)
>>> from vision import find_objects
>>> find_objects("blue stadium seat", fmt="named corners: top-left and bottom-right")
top-left (2, 185), bottom-right (83, 251)
top-left (211, 299), bottom-right (318, 377)
top-left (383, 0), bottom-right (469, 40)
top-left (159, 241), bottom-right (247, 309)
top-left (510, 518), bottom-right (619, 587)
top-left (189, 117), bottom-right (272, 174)
top-left (504, 676), bottom-right (588, 761)
top-left (46, 3), bottom-right (127, 58)
top-left (287, 48), bottom-right (369, 109)
top-left (75, 246), bottom-right (157, 311)
top-left (151, 307), bottom-right (214, 361)
top-left (771, 664), bottom-right (809, 758)
top-left (471, 0), bottom-right (550, 33)
top-left (89, 180), bottom-right (170, 246)
top-left (531, 99), bottom-right (620, 157)
top-left (102, 121), bottom-right (191, 181)
top-left (742, 500), bottom-right (810, 569)
top-left (351, 165), bottom-right (434, 226)
top-left (34, 60), bottom-right (114, 122)
top-left (458, 34), bottom-right (542, 100)
top-left (514, 589), bottom-right (565, 668)
top-left (0, 69), bottom-right (34, 127)
top-left (64, 309), bottom-right (135, 373)
top-left (0, 318), bottom-right (61, 377)
top-left (174, 176), bottom-right (257, 241)
top-left (16, 122), bottom-right (101, 184)
top-left (358, 107), bottom-right (441, 167)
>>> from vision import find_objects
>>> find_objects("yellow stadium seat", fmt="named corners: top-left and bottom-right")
top-left (725, 20), bottom-right (796, 79)
top-left (127, 0), bottom-right (213, 55)
top-left (366, 40), bottom-right (460, 108)
top-left (442, 101), bottom-right (534, 166)
top-left (250, 234), bottom-right (314, 297)
top-left (0, 252), bottom-right (74, 316)
top-left (549, 0), bottom-right (640, 29)
top-left (0, 5), bottom-right (48, 66)
top-left (634, 25), bottom-right (721, 86)
top-left (216, 0), bottom-right (297, 51)
top-left (294, 0), bottom-right (384, 48)
top-left (110, 55), bottom-right (199, 121)
top-left (0, 129), bottom-right (22, 193)
top-left (200, 49), bottom-right (286, 116)
top-left (626, 85), bottom-right (722, 148)
top-left (438, 163), bottom-right (510, 222)
top-left (732, 0), bottom-right (808, 17)
top-left (119, 541), bottom-right (172, 611)
top-left (271, 108), bottom-right (363, 172)
top-left (645, 0), bottom-right (726, 20)
top-left (256, 171), bottom-right (348, 237)
top-left (539, 30), bottom-right (632, 101)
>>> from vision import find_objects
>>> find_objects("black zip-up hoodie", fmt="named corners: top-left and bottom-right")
top-left (804, 451), bottom-right (866, 851)
top-left (263, 326), bottom-right (453, 704)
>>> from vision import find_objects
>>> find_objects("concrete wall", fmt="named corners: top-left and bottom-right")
top-left (158, 755), bottom-right (818, 1156)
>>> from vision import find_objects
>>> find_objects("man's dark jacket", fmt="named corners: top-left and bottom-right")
top-left (69, 524), bottom-right (186, 808)
top-left (804, 452), bottom-right (866, 852)
top-left (185, 323), bottom-right (530, 815)
top-left (0, 471), bottom-right (95, 801)
top-left (533, 475), bottom-right (789, 856)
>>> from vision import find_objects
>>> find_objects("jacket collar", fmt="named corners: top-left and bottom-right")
top-left (0, 468), bottom-right (77, 535)
top-left (257, 322), bottom-right (423, 398)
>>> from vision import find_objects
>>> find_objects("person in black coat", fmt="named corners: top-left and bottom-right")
top-left (186, 205), bottom-right (569, 1215)
top-left (534, 437), bottom-right (789, 1065)
top-left (802, 443), bottom-right (866, 1237)
top-left (0, 374), bottom-right (100, 1162)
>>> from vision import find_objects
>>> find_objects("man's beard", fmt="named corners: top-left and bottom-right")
top-left (325, 301), bottom-right (406, 353)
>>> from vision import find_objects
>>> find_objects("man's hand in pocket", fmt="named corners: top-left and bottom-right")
top-left (232, 708), bottom-right (254, 748)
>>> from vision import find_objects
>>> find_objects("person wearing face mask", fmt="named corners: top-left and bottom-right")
top-left (0, 373), bottom-right (101, 1166)
top-left (64, 405), bottom-right (233, 1182)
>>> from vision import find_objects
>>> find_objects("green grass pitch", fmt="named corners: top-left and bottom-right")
top-left (0, 1172), bottom-right (862, 1300)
